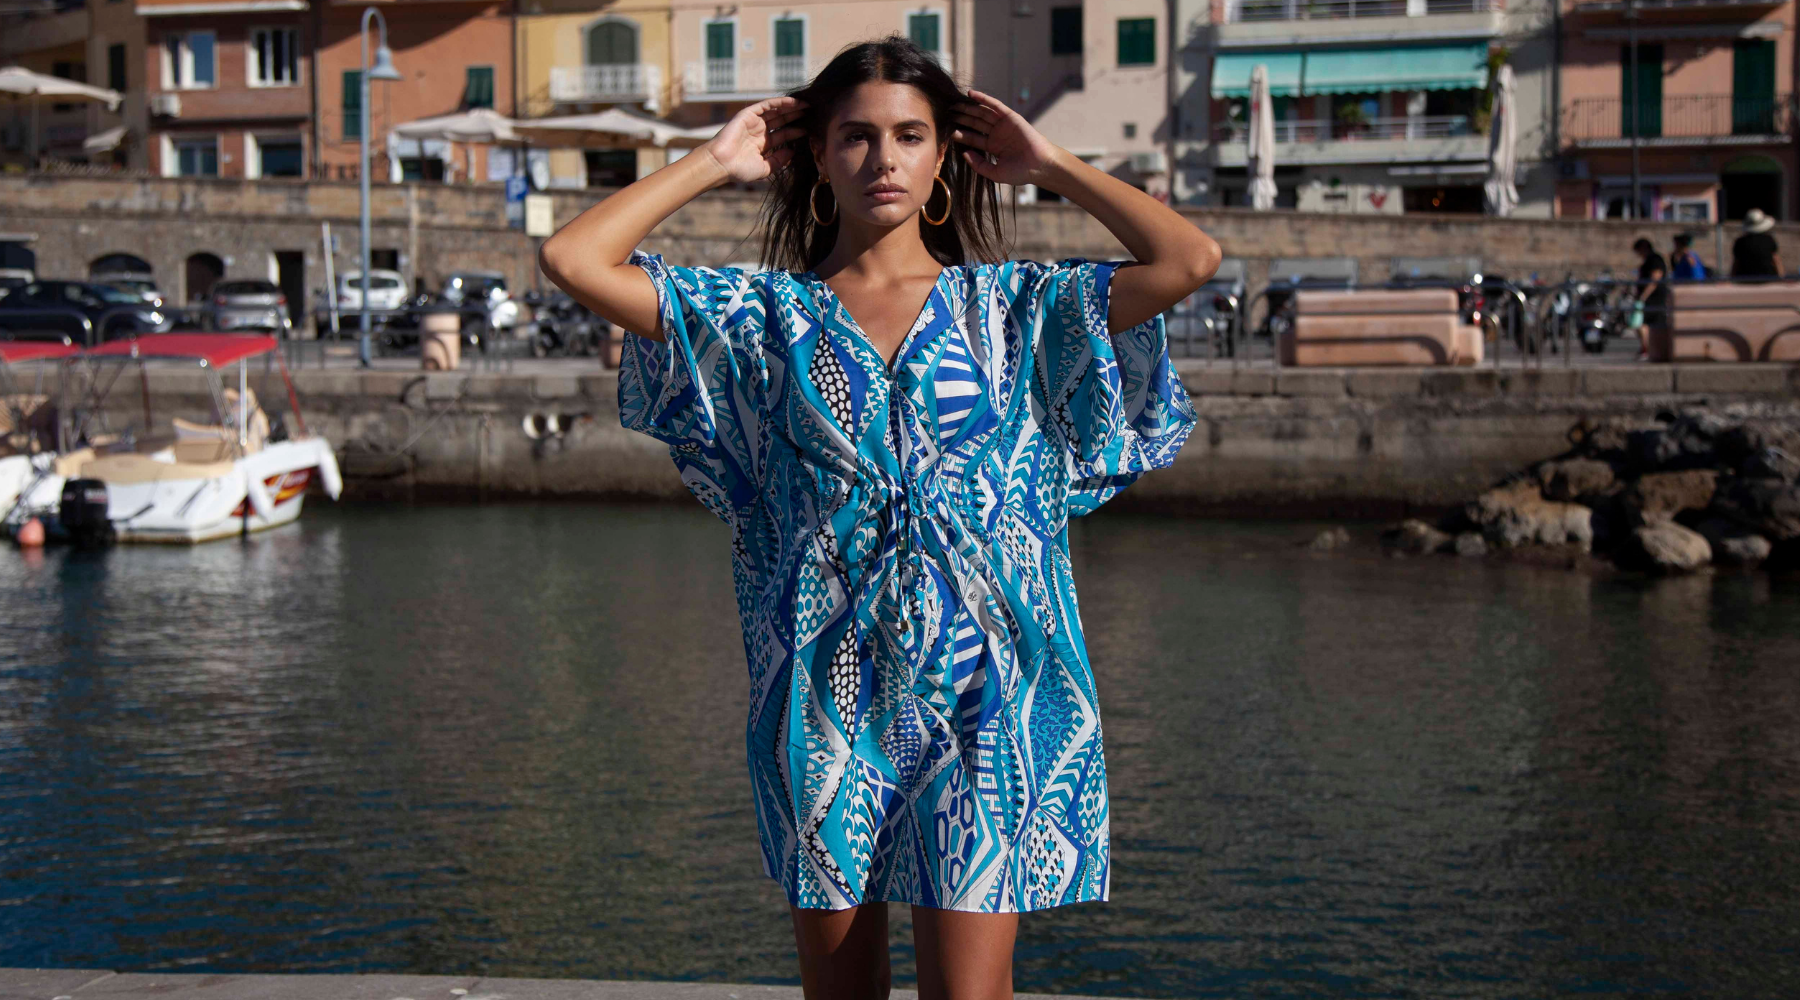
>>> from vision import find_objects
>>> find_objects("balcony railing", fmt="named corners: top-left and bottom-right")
top-left (1564, 93), bottom-right (1793, 143)
top-left (681, 57), bottom-right (822, 97)
top-left (1214, 114), bottom-right (1473, 143)
top-left (1223, 0), bottom-right (1494, 23)
top-left (548, 63), bottom-right (661, 104)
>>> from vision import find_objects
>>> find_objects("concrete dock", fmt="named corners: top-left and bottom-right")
top-left (0, 969), bottom-right (1125, 1000)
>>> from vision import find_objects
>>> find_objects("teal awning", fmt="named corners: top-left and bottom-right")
top-left (1211, 52), bottom-right (1304, 98)
top-left (1303, 43), bottom-right (1490, 95)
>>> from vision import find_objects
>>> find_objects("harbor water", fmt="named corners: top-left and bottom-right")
top-left (2, 503), bottom-right (1797, 998)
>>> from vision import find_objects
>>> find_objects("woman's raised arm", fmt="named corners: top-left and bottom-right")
top-left (537, 96), bottom-right (808, 340)
top-left (950, 89), bottom-right (1220, 334)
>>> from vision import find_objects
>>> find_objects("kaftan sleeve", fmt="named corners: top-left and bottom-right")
top-left (618, 249), bottom-right (770, 527)
top-left (1016, 257), bottom-right (1198, 517)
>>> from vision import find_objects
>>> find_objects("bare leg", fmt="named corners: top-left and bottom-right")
top-left (911, 905), bottom-right (1018, 1000)
top-left (789, 901), bottom-right (892, 1000)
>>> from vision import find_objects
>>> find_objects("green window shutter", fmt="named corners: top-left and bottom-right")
top-left (1733, 39), bottom-right (1777, 134)
top-left (588, 22), bottom-right (636, 65)
top-left (1619, 43), bottom-right (1662, 138)
top-left (1050, 7), bottom-right (1082, 56)
top-left (908, 13), bottom-right (939, 53)
top-left (775, 19), bottom-right (804, 58)
top-left (1117, 18), bottom-right (1154, 66)
top-left (706, 21), bottom-right (734, 60)
top-left (463, 66), bottom-right (494, 109)
top-left (342, 69), bottom-right (361, 140)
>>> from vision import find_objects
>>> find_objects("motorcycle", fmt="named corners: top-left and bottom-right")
top-left (523, 291), bottom-right (611, 358)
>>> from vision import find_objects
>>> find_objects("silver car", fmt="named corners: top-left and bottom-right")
top-left (211, 279), bottom-right (293, 333)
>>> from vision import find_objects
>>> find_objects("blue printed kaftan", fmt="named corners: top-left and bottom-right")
top-left (619, 249), bottom-right (1196, 912)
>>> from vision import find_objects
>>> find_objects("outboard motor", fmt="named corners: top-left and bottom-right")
top-left (59, 478), bottom-right (116, 547)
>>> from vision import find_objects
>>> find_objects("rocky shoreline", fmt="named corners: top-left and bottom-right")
top-left (1324, 408), bottom-right (1800, 574)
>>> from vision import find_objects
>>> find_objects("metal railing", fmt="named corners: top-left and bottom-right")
top-left (1564, 93), bottom-right (1795, 142)
top-left (1214, 115), bottom-right (1472, 144)
top-left (681, 58), bottom-right (823, 96)
top-left (1224, 0), bottom-right (1495, 22)
top-left (547, 63), bottom-right (662, 103)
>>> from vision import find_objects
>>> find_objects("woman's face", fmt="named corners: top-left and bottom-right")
top-left (812, 81), bottom-right (947, 228)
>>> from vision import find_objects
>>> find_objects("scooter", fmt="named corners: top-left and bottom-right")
top-left (523, 292), bottom-right (610, 358)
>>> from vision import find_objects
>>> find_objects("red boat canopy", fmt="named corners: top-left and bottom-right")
top-left (84, 333), bottom-right (279, 367)
top-left (0, 340), bottom-right (80, 363)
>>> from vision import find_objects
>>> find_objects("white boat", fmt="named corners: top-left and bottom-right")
top-left (59, 334), bottom-right (342, 544)
top-left (0, 340), bottom-right (80, 527)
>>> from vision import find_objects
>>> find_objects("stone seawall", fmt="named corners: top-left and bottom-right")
top-left (101, 362), bottom-right (1800, 517)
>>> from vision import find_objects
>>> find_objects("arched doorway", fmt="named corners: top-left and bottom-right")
top-left (1720, 155), bottom-right (1783, 221)
top-left (184, 252), bottom-right (225, 303)
top-left (89, 253), bottom-right (153, 279)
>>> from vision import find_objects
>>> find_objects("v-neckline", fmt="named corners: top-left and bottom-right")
top-left (801, 266), bottom-right (952, 374)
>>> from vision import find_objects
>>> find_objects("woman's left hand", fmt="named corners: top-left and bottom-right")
top-left (950, 89), bottom-right (1063, 188)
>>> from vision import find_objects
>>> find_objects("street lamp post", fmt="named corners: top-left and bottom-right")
top-left (358, 7), bottom-right (404, 367)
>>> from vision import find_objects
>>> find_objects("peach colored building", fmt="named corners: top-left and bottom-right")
top-left (0, 0), bottom-right (140, 171)
top-left (1555, 0), bottom-right (1795, 222)
top-left (313, 0), bottom-right (515, 182)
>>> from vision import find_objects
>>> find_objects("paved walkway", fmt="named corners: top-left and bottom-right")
top-left (0, 969), bottom-right (1126, 1000)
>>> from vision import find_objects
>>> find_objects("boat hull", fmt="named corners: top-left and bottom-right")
top-left (104, 437), bottom-right (343, 545)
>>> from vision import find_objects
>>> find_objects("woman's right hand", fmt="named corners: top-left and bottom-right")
top-left (699, 96), bottom-right (809, 184)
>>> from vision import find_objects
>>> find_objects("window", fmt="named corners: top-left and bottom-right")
top-left (704, 21), bottom-right (735, 92)
top-left (463, 66), bottom-right (495, 108)
top-left (587, 20), bottom-right (636, 65)
top-left (908, 12), bottom-right (940, 54)
top-left (164, 31), bottom-right (216, 89)
top-left (1050, 6), bottom-right (1081, 56)
top-left (1733, 39), bottom-right (1777, 134)
top-left (175, 137), bottom-right (219, 177)
top-left (250, 27), bottom-right (300, 86)
top-left (108, 43), bottom-right (126, 92)
top-left (258, 135), bottom-right (303, 177)
top-left (1619, 43), bottom-right (1663, 139)
top-left (342, 70), bottom-right (361, 140)
top-left (1117, 17), bottom-right (1154, 66)
top-left (774, 18), bottom-right (805, 87)
top-left (50, 60), bottom-right (85, 112)
top-left (585, 149), bottom-right (637, 188)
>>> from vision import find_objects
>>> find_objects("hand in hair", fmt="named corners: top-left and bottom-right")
top-left (701, 96), bottom-right (810, 184)
top-left (949, 89), bottom-right (1062, 189)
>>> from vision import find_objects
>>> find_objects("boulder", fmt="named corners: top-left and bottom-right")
top-left (1571, 417), bottom-right (1655, 459)
top-left (1623, 522), bottom-right (1713, 574)
top-left (1384, 519), bottom-right (1451, 555)
top-left (1622, 469), bottom-right (1719, 525)
top-left (1626, 414), bottom-right (1724, 473)
top-left (1711, 478), bottom-right (1800, 541)
top-left (1740, 447), bottom-right (1800, 483)
top-left (1454, 532), bottom-right (1488, 557)
top-left (1694, 517), bottom-right (1773, 567)
top-left (1539, 458), bottom-right (1618, 502)
top-left (1467, 479), bottom-right (1594, 551)
top-left (1716, 421), bottom-right (1800, 469)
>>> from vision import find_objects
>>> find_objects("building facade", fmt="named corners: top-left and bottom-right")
top-left (1, 0), bottom-right (137, 170)
top-left (1554, 0), bottom-right (1795, 222)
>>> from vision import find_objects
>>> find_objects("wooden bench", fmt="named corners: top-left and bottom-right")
top-left (1281, 289), bottom-right (1482, 367)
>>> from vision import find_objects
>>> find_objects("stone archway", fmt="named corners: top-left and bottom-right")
top-left (184, 252), bottom-right (225, 303)
top-left (89, 253), bottom-right (153, 279)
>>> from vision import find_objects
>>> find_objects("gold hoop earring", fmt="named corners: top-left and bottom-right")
top-left (809, 176), bottom-right (837, 226)
top-left (921, 173), bottom-right (951, 226)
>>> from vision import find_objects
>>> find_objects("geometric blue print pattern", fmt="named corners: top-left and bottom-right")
top-left (618, 248), bottom-right (1196, 912)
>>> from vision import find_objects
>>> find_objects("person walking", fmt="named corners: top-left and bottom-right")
top-left (538, 35), bottom-right (1217, 1000)
top-left (1669, 233), bottom-right (1707, 281)
top-left (1731, 208), bottom-right (1783, 278)
top-left (1630, 237), bottom-right (1669, 360)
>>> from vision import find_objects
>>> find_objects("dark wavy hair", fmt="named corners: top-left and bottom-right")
top-left (756, 35), bottom-right (1007, 272)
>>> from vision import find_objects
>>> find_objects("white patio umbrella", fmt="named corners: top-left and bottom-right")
top-left (512, 108), bottom-right (721, 149)
top-left (391, 108), bottom-right (521, 183)
top-left (0, 65), bottom-right (123, 166)
top-left (1247, 63), bottom-right (1278, 212)
top-left (1483, 64), bottom-right (1519, 218)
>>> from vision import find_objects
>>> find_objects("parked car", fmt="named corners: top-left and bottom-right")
top-left (93, 273), bottom-right (165, 310)
top-left (337, 270), bottom-right (409, 313)
top-left (442, 270), bottom-right (519, 332)
top-left (207, 279), bottom-right (293, 334)
top-left (0, 268), bottom-right (32, 298)
top-left (0, 279), bottom-right (171, 344)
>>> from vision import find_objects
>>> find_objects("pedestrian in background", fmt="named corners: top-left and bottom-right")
top-left (1630, 237), bottom-right (1668, 360)
top-left (1669, 232), bottom-right (1707, 281)
top-left (1731, 209), bottom-right (1783, 278)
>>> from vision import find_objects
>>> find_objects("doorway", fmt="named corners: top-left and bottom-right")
top-left (1720, 155), bottom-right (1783, 220)
top-left (275, 250), bottom-right (305, 328)
top-left (184, 252), bottom-right (224, 303)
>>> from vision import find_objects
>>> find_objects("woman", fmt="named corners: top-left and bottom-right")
top-left (540, 36), bottom-right (1217, 1000)
top-left (1628, 237), bottom-right (1668, 360)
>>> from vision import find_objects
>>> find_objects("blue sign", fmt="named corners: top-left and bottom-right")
top-left (505, 175), bottom-right (528, 228)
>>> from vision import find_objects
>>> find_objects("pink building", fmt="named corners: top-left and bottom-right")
top-left (1556, 0), bottom-right (1795, 222)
